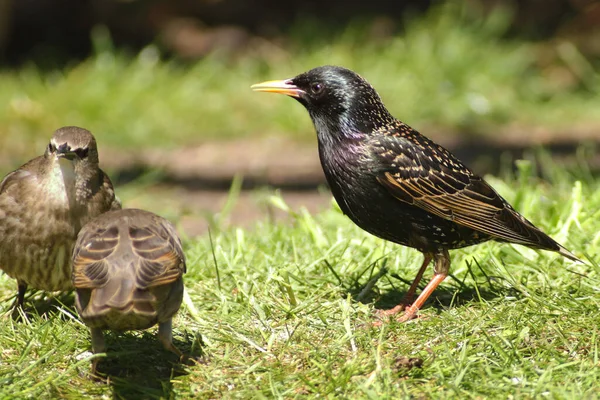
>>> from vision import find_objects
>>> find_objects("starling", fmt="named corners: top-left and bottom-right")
top-left (252, 65), bottom-right (582, 323)
top-left (0, 126), bottom-right (121, 310)
top-left (71, 208), bottom-right (186, 375)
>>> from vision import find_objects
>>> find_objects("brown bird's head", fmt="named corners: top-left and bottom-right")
top-left (44, 126), bottom-right (102, 200)
top-left (46, 126), bottom-right (99, 165)
top-left (252, 65), bottom-right (395, 142)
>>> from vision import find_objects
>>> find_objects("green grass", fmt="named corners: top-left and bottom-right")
top-left (0, 161), bottom-right (598, 398)
top-left (0, 1), bottom-right (599, 165)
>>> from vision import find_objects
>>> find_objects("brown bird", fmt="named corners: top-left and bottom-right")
top-left (252, 65), bottom-right (583, 323)
top-left (0, 126), bottom-right (121, 310)
top-left (71, 208), bottom-right (186, 375)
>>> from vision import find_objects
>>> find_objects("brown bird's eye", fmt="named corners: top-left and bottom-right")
top-left (48, 143), bottom-right (56, 153)
top-left (310, 82), bottom-right (324, 95)
top-left (75, 148), bottom-right (89, 159)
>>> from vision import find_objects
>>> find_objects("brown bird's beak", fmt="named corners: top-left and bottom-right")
top-left (57, 152), bottom-right (76, 161)
top-left (251, 79), bottom-right (304, 98)
top-left (56, 147), bottom-right (77, 161)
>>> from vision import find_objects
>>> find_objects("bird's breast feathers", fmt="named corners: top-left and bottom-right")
top-left (43, 158), bottom-right (77, 205)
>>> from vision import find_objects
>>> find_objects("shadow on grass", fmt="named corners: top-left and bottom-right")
top-left (28, 291), bottom-right (76, 314)
top-left (369, 282), bottom-right (513, 313)
top-left (345, 258), bottom-right (523, 314)
top-left (93, 331), bottom-right (203, 399)
top-left (3, 290), bottom-right (78, 321)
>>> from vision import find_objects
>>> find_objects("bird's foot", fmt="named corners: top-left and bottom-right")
top-left (181, 354), bottom-right (208, 366)
top-left (87, 371), bottom-right (108, 382)
top-left (372, 303), bottom-right (411, 326)
top-left (372, 303), bottom-right (428, 325)
top-left (375, 304), bottom-right (409, 318)
top-left (395, 305), bottom-right (431, 323)
top-left (10, 305), bottom-right (27, 322)
top-left (85, 359), bottom-right (108, 382)
top-left (396, 309), bottom-right (418, 323)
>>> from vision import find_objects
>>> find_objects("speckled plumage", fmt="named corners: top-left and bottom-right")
top-left (72, 208), bottom-right (186, 374)
top-left (252, 65), bottom-right (582, 322)
top-left (0, 126), bottom-right (120, 309)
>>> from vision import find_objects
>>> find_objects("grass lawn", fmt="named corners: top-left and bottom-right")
top-left (0, 162), bottom-right (598, 398)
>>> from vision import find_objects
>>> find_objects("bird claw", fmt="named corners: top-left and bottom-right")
top-left (180, 354), bottom-right (207, 366)
top-left (396, 312), bottom-right (429, 323)
top-left (374, 304), bottom-right (410, 318)
top-left (86, 361), bottom-right (107, 382)
top-left (396, 312), bottom-right (417, 323)
top-left (372, 304), bottom-right (413, 326)
top-left (87, 371), bottom-right (108, 382)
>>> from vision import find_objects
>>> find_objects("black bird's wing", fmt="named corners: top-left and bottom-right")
top-left (369, 128), bottom-right (571, 253)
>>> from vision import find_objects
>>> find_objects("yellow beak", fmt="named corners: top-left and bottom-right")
top-left (251, 79), bottom-right (304, 98)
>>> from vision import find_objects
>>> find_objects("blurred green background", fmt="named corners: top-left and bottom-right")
top-left (0, 0), bottom-right (599, 234)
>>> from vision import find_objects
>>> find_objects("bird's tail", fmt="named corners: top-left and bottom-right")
top-left (91, 277), bottom-right (135, 314)
top-left (506, 209), bottom-right (584, 264)
top-left (89, 267), bottom-right (156, 317)
top-left (556, 244), bottom-right (585, 264)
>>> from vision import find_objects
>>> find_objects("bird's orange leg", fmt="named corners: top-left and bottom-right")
top-left (400, 253), bottom-right (433, 307)
top-left (376, 253), bottom-right (433, 317)
top-left (397, 249), bottom-right (450, 323)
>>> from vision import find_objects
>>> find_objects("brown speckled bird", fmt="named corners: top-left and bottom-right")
top-left (0, 126), bottom-right (121, 310)
top-left (72, 208), bottom-right (186, 375)
top-left (252, 65), bottom-right (582, 323)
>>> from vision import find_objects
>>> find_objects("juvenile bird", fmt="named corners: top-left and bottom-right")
top-left (0, 126), bottom-right (120, 310)
top-left (71, 208), bottom-right (186, 375)
top-left (252, 65), bottom-right (582, 323)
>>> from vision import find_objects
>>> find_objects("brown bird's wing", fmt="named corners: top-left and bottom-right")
top-left (72, 213), bottom-right (185, 291)
top-left (128, 215), bottom-right (186, 289)
top-left (369, 131), bottom-right (569, 253)
top-left (0, 158), bottom-right (42, 195)
top-left (98, 169), bottom-right (122, 211)
top-left (72, 224), bottom-right (119, 289)
top-left (73, 211), bottom-right (185, 318)
top-left (0, 170), bottom-right (27, 194)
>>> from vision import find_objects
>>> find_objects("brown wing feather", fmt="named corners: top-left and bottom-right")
top-left (0, 157), bottom-right (42, 194)
top-left (371, 132), bottom-right (562, 250)
top-left (72, 225), bottom-right (119, 289)
top-left (99, 169), bottom-right (122, 211)
top-left (129, 217), bottom-right (185, 289)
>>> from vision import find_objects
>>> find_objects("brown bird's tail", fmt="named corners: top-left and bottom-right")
top-left (503, 209), bottom-right (584, 264)
top-left (556, 244), bottom-right (585, 264)
top-left (90, 277), bottom-right (134, 314)
top-left (89, 268), bottom-right (156, 317)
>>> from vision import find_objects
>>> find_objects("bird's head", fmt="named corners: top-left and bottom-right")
top-left (46, 126), bottom-right (99, 167)
top-left (45, 126), bottom-right (101, 193)
top-left (252, 65), bottom-right (394, 142)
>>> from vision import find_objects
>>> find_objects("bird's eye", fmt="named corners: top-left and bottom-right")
top-left (74, 148), bottom-right (89, 159)
top-left (47, 143), bottom-right (56, 153)
top-left (310, 82), bottom-right (324, 95)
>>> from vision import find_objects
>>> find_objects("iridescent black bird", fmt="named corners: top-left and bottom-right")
top-left (252, 65), bottom-right (582, 323)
